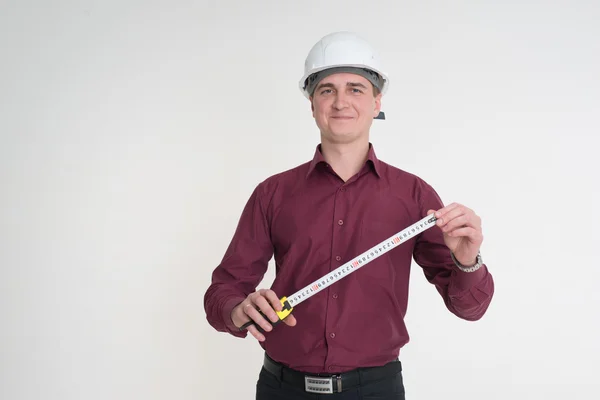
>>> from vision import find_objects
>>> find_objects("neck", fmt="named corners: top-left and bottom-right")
top-left (320, 138), bottom-right (370, 182)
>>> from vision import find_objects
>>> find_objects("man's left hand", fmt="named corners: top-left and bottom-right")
top-left (427, 203), bottom-right (483, 267)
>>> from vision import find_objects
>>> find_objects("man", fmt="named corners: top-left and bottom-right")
top-left (204, 31), bottom-right (494, 399)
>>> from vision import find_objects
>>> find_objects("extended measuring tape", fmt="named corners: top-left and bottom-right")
top-left (240, 213), bottom-right (438, 332)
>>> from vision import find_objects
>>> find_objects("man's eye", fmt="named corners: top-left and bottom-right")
top-left (352, 88), bottom-right (363, 93)
top-left (321, 89), bottom-right (333, 94)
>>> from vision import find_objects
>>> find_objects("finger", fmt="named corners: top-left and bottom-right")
top-left (263, 290), bottom-right (283, 312)
top-left (443, 208), bottom-right (480, 231)
top-left (255, 289), bottom-right (281, 310)
top-left (441, 215), bottom-right (473, 233)
top-left (447, 226), bottom-right (482, 241)
top-left (437, 206), bottom-right (467, 228)
top-left (435, 202), bottom-right (460, 219)
top-left (282, 314), bottom-right (297, 327)
top-left (246, 324), bottom-right (266, 342)
top-left (244, 302), bottom-right (273, 332)
top-left (253, 295), bottom-right (280, 324)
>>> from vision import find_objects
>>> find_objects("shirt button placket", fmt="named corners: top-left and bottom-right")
top-left (333, 256), bottom-right (340, 299)
top-left (326, 182), bottom-right (347, 371)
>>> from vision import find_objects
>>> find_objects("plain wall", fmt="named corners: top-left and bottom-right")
top-left (1, 1), bottom-right (599, 399)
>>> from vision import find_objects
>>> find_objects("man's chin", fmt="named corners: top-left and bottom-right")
top-left (322, 131), bottom-right (362, 143)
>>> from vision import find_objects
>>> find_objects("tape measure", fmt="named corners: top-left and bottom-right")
top-left (240, 213), bottom-right (438, 332)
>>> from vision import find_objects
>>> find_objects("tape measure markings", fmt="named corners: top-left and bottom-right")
top-left (240, 213), bottom-right (438, 331)
top-left (287, 213), bottom-right (437, 307)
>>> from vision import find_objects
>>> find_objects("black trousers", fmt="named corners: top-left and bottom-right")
top-left (256, 355), bottom-right (405, 400)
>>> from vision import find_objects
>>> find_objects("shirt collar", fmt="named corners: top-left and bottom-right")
top-left (306, 143), bottom-right (382, 179)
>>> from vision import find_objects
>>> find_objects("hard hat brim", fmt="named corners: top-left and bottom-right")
top-left (299, 63), bottom-right (389, 99)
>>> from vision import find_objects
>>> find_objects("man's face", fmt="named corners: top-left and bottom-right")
top-left (310, 72), bottom-right (382, 144)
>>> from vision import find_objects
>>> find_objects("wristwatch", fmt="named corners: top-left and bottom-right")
top-left (451, 250), bottom-right (483, 273)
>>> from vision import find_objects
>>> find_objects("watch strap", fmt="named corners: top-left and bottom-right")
top-left (450, 250), bottom-right (483, 273)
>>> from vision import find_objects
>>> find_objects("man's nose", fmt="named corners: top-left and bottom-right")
top-left (333, 93), bottom-right (349, 110)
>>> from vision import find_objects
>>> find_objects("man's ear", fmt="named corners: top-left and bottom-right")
top-left (310, 97), bottom-right (315, 117)
top-left (373, 93), bottom-right (382, 118)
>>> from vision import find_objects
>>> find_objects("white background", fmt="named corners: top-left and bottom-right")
top-left (1, 1), bottom-right (599, 399)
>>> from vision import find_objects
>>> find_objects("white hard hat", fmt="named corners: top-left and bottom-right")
top-left (299, 31), bottom-right (389, 99)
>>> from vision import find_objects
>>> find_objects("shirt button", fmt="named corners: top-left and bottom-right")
top-left (338, 220), bottom-right (344, 226)
top-left (335, 255), bottom-right (341, 261)
top-left (340, 187), bottom-right (346, 192)
top-left (332, 293), bottom-right (338, 299)
top-left (330, 332), bottom-right (336, 339)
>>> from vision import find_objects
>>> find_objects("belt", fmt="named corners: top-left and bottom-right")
top-left (262, 353), bottom-right (402, 394)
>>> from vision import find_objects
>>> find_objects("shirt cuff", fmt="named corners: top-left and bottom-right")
top-left (451, 264), bottom-right (489, 291)
top-left (221, 296), bottom-right (248, 338)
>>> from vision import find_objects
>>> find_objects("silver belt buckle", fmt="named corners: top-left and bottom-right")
top-left (305, 376), bottom-right (334, 394)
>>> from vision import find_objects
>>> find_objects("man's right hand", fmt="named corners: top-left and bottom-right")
top-left (231, 289), bottom-right (297, 342)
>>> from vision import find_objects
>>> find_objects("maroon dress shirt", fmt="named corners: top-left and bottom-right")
top-left (204, 143), bottom-right (494, 374)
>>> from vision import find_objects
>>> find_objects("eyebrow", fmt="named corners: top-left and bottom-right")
top-left (315, 82), bottom-right (369, 91)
